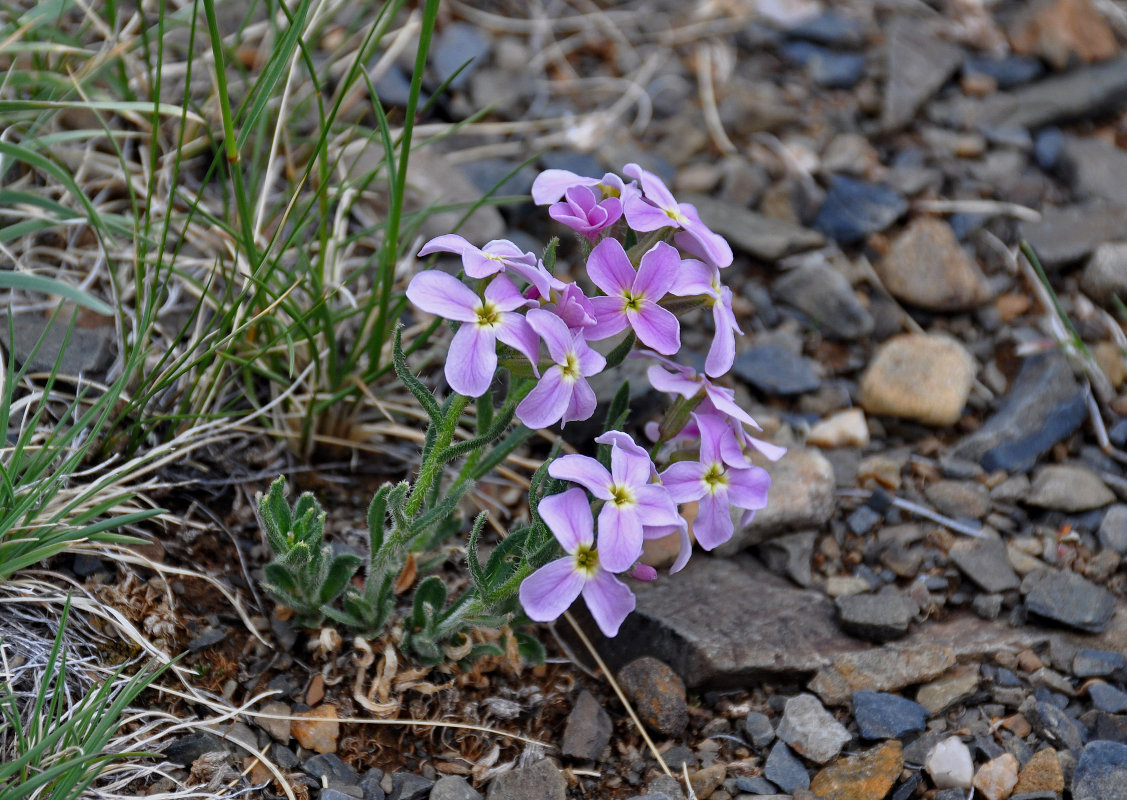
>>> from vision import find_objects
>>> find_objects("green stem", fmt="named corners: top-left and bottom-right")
top-left (407, 393), bottom-right (470, 518)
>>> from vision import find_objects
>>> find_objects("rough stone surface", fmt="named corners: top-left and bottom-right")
top-left (1081, 243), bottom-right (1127, 307)
top-left (950, 538), bottom-right (1020, 593)
top-left (851, 691), bottom-right (928, 740)
top-left (973, 753), bottom-right (1019, 800)
top-left (257, 701), bottom-right (292, 742)
top-left (1099, 506), bottom-right (1127, 554)
top-left (813, 176), bottom-right (908, 244)
top-left (859, 334), bottom-right (977, 426)
top-left (916, 663), bottom-right (980, 715)
top-left (607, 556), bottom-right (862, 688)
top-left (1030, 700), bottom-right (1085, 754)
top-left (834, 592), bottom-right (916, 642)
top-left (882, 18), bottom-right (963, 130)
top-left (717, 448), bottom-right (836, 552)
top-left (926, 737), bottom-right (975, 789)
top-left (0, 314), bottom-right (116, 378)
top-left (617, 657), bottom-right (688, 737)
top-left (390, 772), bottom-right (433, 800)
top-left (876, 218), bottom-right (993, 310)
top-left (292, 704), bottom-right (339, 754)
top-left (733, 344), bottom-right (821, 395)
top-left (430, 775), bottom-right (483, 800)
top-left (925, 480), bottom-right (991, 520)
top-left (1073, 740), bottom-right (1127, 800)
top-left (1024, 569), bottom-right (1117, 633)
top-left (807, 408), bottom-right (869, 449)
top-left (1025, 464), bottom-right (1115, 511)
top-left (1059, 136), bottom-right (1127, 206)
top-left (952, 353), bottom-right (1087, 472)
top-left (776, 693), bottom-right (852, 764)
top-left (1017, 205), bottom-right (1127, 269)
top-left (687, 194), bottom-right (824, 261)
top-left (1009, 0), bottom-right (1119, 69)
top-left (561, 690), bottom-right (612, 761)
top-left (810, 740), bottom-right (903, 800)
top-left (764, 741), bottom-right (811, 793)
top-left (687, 764), bottom-right (726, 799)
top-left (1015, 748), bottom-right (1065, 794)
top-left (743, 711), bottom-right (776, 748)
top-left (485, 759), bottom-right (566, 800)
top-left (772, 261), bottom-right (874, 340)
top-left (810, 646), bottom-right (956, 705)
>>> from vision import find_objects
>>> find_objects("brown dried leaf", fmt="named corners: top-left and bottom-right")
top-left (394, 553), bottom-right (417, 595)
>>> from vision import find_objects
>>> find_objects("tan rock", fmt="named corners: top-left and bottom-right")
top-left (688, 763), bottom-right (727, 799)
top-left (860, 334), bottom-right (977, 425)
top-left (916, 663), bottom-right (980, 714)
top-left (1010, 0), bottom-right (1118, 69)
top-left (810, 740), bottom-right (903, 800)
top-left (973, 753), bottom-right (1019, 800)
top-left (1015, 747), bottom-right (1065, 794)
top-left (808, 408), bottom-right (870, 449)
top-left (292, 704), bottom-right (339, 754)
top-left (810, 646), bottom-right (956, 705)
top-left (1025, 464), bottom-right (1115, 511)
top-left (876, 218), bottom-right (993, 311)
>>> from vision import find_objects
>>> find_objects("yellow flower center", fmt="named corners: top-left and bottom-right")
top-left (574, 543), bottom-right (599, 577)
top-left (609, 483), bottom-right (635, 508)
top-left (475, 300), bottom-right (501, 329)
top-left (665, 207), bottom-right (688, 225)
top-left (622, 291), bottom-right (643, 313)
top-left (560, 352), bottom-right (580, 381)
top-left (703, 462), bottom-right (728, 494)
top-left (598, 182), bottom-right (620, 199)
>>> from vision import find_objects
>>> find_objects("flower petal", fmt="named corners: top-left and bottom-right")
top-left (531, 169), bottom-right (599, 205)
top-left (596, 504), bottom-right (644, 573)
top-left (561, 375), bottom-right (597, 426)
top-left (727, 466), bottom-right (771, 511)
top-left (647, 365), bottom-right (701, 399)
top-left (610, 440), bottom-right (652, 487)
top-left (586, 238), bottom-right (636, 296)
top-left (623, 195), bottom-right (676, 232)
top-left (694, 493), bottom-right (734, 550)
top-left (495, 312), bottom-right (540, 374)
top-left (628, 301), bottom-right (680, 354)
top-left (669, 258), bottom-right (716, 297)
top-left (705, 301), bottom-right (736, 377)
top-left (526, 308), bottom-right (573, 364)
top-left (519, 557), bottom-right (586, 622)
top-left (418, 233), bottom-right (470, 257)
top-left (537, 487), bottom-right (595, 551)
top-left (633, 484), bottom-right (680, 526)
top-left (623, 162), bottom-right (679, 210)
top-left (633, 241), bottom-right (680, 301)
top-left (584, 296), bottom-right (629, 341)
top-left (581, 569), bottom-right (636, 637)
top-left (674, 205), bottom-right (734, 268)
top-left (406, 271), bottom-right (478, 322)
top-left (446, 324), bottom-right (497, 397)
top-left (660, 461), bottom-right (707, 503)
top-left (515, 366), bottom-right (570, 428)
top-left (484, 273), bottom-right (530, 311)
top-left (548, 454), bottom-right (612, 499)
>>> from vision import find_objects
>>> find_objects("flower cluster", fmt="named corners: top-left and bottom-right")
top-left (408, 164), bottom-right (780, 638)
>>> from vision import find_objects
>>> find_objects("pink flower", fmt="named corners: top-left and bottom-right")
top-left (622, 163), bottom-right (733, 268)
top-left (670, 259), bottom-right (742, 377)
top-left (518, 488), bottom-right (636, 637)
top-left (526, 280), bottom-right (598, 332)
top-left (418, 234), bottom-right (553, 297)
top-left (548, 432), bottom-right (680, 572)
top-left (531, 169), bottom-right (628, 205)
top-left (660, 414), bottom-right (771, 550)
top-left (548, 184), bottom-right (623, 241)
top-left (584, 239), bottom-right (682, 355)
top-left (515, 309), bottom-right (605, 428)
top-left (406, 271), bottom-right (539, 398)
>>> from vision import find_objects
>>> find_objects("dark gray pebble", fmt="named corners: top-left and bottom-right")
top-left (1073, 740), bottom-right (1127, 800)
top-left (852, 690), bottom-right (929, 740)
top-left (764, 741), bottom-right (810, 793)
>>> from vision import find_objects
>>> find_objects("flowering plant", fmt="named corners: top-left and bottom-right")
top-left (257, 163), bottom-right (780, 662)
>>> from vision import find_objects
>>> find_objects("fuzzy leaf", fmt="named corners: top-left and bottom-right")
top-left (542, 236), bottom-right (559, 273)
top-left (515, 631), bottom-right (547, 665)
top-left (320, 554), bottom-right (362, 605)
top-left (466, 512), bottom-right (489, 596)
top-left (412, 575), bottom-right (447, 626)
top-left (367, 484), bottom-right (391, 556)
top-left (263, 562), bottom-right (298, 597)
top-left (259, 476), bottom-right (292, 552)
top-left (603, 331), bottom-right (636, 371)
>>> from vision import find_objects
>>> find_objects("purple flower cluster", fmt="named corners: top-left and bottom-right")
top-left (408, 164), bottom-right (781, 637)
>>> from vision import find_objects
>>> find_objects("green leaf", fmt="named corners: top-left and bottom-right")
top-left (393, 326), bottom-right (442, 422)
top-left (367, 483), bottom-right (391, 555)
top-left (603, 331), bottom-right (637, 370)
top-left (541, 236), bottom-right (559, 273)
top-left (515, 631), bottom-right (547, 666)
top-left (0, 271), bottom-right (114, 316)
top-left (320, 553), bottom-right (362, 605)
top-left (259, 476), bottom-right (291, 552)
top-left (598, 381), bottom-right (632, 469)
top-left (466, 511), bottom-right (489, 596)
top-left (263, 562), bottom-right (298, 597)
top-left (412, 576), bottom-right (447, 625)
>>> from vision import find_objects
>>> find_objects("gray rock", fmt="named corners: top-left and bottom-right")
top-left (1025, 570), bottom-right (1117, 633)
top-left (757, 530), bottom-right (817, 587)
top-left (187, 627), bottom-right (227, 653)
top-left (882, 18), bottom-right (963, 131)
top-left (1073, 740), bottom-right (1127, 799)
top-left (359, 769), bottom-right (386, 800)
top-left (617, 657), bottom-right (688, 737)
top-left (1059, 136), bottom-right (1127, 206)
top-left (686, 194), bottom-right (824, 261)
top-left (304, 753), bottom-right (360, 787)
top-left (781, 42), bottom-right (865, 89)
top-left (950, 538), bottom-right (1021, 593)
top-left (812, 176), bottom-right (908, 244)
top-left (876, 218), bottom-right (993, 311)
top-left (431, 23), bottom-right (490, 90)
top-left (1025, 465), bottom-right (1115, 512)
top-left (764, 741), bottom-right (810, 793)
top-left (561, 690), bottom-right (612, 761)
top-left (1032, 700), bottom-right (1085, 754)
top-left (602, 556), bottom-right (863, 688)
top-left (389, 772), bottom-right (433, 800)
top-left (486, 760), bottom-right (565, 800)
top-left (973, 593), bottom-right (1004, 620)
top-left (835, 592), bottom-right (916, 642)
top-left (925, 480), bottom-right (992, 520)
top-left (772, 260), bottom-right (874, 340)
top-left (1082, 243), bottom-right (1127, 307)
top-left (1073, 648), bottom-right (1126, 678)
top-left (734, 774), bottom-right (780, 794)
top-left (789, 12), bottom-right (868, 48)
top-left (646, 774), bottom-right (686, 800)
top-left (321, 790), bottom-right (359, 800)
top-left (1018, 205), bottom-right (1127, 269)
top-left (398, 147), bottom-right (504, 243)
top-left (963, 54), bottom-right (1044, 90)
top-left (951, 352), bottom-right (1087, 472)
top-left (932, 55), bottom-right (1127, 130)
top-left (0, 313), bottom-right (116, 379)
top-left (777, 693), bottom-right (851, 764)
top-left (430, 775), bottom-right (482, 800)
top-left (743, 711), bottom-right (776, 748)
top-left (733, 345), bottom-right (821, 395)
top-left (164, 732), bottom-right (228, 766)
top-left (852, 690), bottom-right (929, 740)
top-left (1090, 682), bottom-right (1127, 713)
top-left (257, 701), bottom-right (292, 742)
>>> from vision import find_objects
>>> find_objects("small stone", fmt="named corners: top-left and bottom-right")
top-left (964, 55), bottom-right (1045, 90)
top-left (882, 18), bottom-right (963, 130)
top-left (257, 702), bottom-right (292, 742)
top-left (1025, 465), bottom-right (1115, 511)
top-left (1059, 136), bottom-right (1127, 206)
top-left (688, 764), bottom-right (726, 799)
top-left (617, 657), bottom-right (688, 737)
top-left (292, 704), bottom-right (338, 754)
top-left (916, 664), bottom-right (981, 715)
top-left (431, 23), bottom-right (491, 90)
top-left (687, 194), bottom-right (824, 262)
top-left (485, 763), bottom-right (565, 800)
top-left (1082, 243), bottom-right (1127, 307)
top-left (733, 345), bottom-right (821, 396)
top-left (647, 773), bottom-right (687, 800)
top-left (165, 732), bottom-right (228, 767)
top-left (765, 741), bottom-right (811, 793)
top-left (807, 409), bottom-right (869, 449)
top-left (1009, 0), bottom-right (1118, 70)
top-left (1031, 701), bottom-right (1085, 754)
top-left (810, 740), bottom-right (903, 800)
top-left (852, 691), bottom-right (929, 740)
top-left (1019, 204), bottom-right (1127, 270)
top-left (304, 753), bottom-right (360, 787)
top-left (561, 691), bottom-right (612, 761)
top-left (744, 711), bottom-right (776, 748)
top-left (926, 737), bottom-right (975, 789)
top-left (1100, 506), bottom-right (1127, 554)
top-left (824, 575), bottom-right (872, 597)
top-left (810, 646), bottom-right (956, 706)
top-left (390, 772), bottom-right (433, 800)
top-left (1089, 681), bottom-right (1127, 713)
top-left (758, 530), bottom-right (817, 587)
top-left (772, 260), bottom-right (874, 340)
top-left (925, 480), bottom-right (992, 520)
top-left (1024, 569), bottom-right (1117, 633)
top-left (835, 593), bottom-right (916, 642)
top-left (1073, 740), bottom-right (1127, 800)
top-left (813, 176), bottom-right (907, 244)
top-left (430, 775), bottom-right (482, 800)
top-left (1015, 748), bottom-right (1065, 794)
top-left (777, 693), bottom-right (852, 764)
top-left (974, 753), bottom-right (1019, 800)
top-left (974, 593), bottom-right (1005, 620)
top-left (950, 538), bottom-right (1021, 593)
top-left (876, 218), bottom-right (993, 311)
top-left (860, 334), bottom-right (977, 426)
top-left (1073, 648), bottom-right (1126, 677)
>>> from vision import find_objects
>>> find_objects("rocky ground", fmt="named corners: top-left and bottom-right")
top-left (30, 0), bottom-right (1127, 798)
